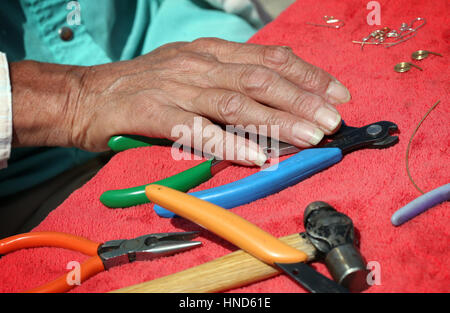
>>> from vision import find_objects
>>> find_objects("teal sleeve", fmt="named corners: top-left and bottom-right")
top-left (0, 0), bottom-right (260, 197)
top-left (140, 0), bottom-right (259, 53)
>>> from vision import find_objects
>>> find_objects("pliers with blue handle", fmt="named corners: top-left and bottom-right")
top-left (154, 121), bottom-right (399, 218)
top-left (101, 135), bottom-right (300, 208)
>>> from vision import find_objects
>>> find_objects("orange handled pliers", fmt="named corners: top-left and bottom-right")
top-left (145, 185), bottom-right (349, 293)
top-left (0, 231), bottom-right (201, 293)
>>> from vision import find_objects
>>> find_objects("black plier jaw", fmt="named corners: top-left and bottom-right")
top-left (98, 231), bottom-right (202, 270)
top-left (324, 121), bottom-right (399, 154)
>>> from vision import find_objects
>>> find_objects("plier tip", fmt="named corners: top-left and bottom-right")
top-left (99, 231), bottom-right (202, 269)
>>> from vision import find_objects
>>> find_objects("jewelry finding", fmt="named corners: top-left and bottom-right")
top-left (394, 62), bottom-right (423, 73)
top-left (354, 17), bottom-right (426, 50)
top-left (306, 15), bottom-right (345, 29)
top-left (411, 50), bottom-right (443, 60)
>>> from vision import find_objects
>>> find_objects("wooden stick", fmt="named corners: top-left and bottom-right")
top-left (111, 233), bottom-right (317, 293)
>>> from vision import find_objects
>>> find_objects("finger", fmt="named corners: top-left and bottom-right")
top-left (119, 93), bottom-right (267, 166)
top-left (161, 47), bottom-right (342, 134)
top-left (204, 63), bottom-right (342, 134)
top-left (181, 38), bottom-right (351, 105)
top-left (166, 83), bottom-right (325, 147)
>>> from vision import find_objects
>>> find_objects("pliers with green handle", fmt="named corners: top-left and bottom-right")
top-left (107, 135), bottom-right (173, 152)
top-left (100, 135), bottom-right (300, 208)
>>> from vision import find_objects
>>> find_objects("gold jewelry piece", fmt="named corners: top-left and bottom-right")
top-left (306, 15), bottom-right (344, 29)
top-left (354, 17), bottom-right (426, 50)
top-left (394, 62), bottom-right (423, 73)
top-left (411, 50), bottom-right (443, 60)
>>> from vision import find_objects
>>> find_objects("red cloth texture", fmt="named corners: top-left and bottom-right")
top-left (0, 0), bottom-right (448, 293)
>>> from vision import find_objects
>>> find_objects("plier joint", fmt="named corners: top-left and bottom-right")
top-left (99, 231), bottom-right (201, 269)
top-left (323, 121), bottom-right (399, 153)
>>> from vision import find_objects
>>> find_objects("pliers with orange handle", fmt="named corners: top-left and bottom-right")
top-left (145, 184), bottom-right (349, 293)
top-left (0, 231), bottom-right (201, 293)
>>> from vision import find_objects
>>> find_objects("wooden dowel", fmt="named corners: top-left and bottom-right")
top-left (111, 233), bottom-right (317, 293)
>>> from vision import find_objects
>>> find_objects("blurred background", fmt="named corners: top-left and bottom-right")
top-left (259, 0), bottom-right (296, 19)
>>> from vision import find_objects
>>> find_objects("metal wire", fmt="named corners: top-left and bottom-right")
top-left (405, 100), bottom-right (441, 194)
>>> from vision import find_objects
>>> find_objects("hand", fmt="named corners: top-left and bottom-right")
top-left (11, 38), bottom-right (350, 166)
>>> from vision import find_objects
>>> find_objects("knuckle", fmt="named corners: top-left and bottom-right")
top-left (300, 66), bottom-right (328, 91)
top-left (240, 65), bottom-right (278, 94)
top-left (175, 52), bottom-right (217, 72)
top-left (262, 46), bottom-right (291, 67)
top-left (189, 37), bottom-right (224, 50)
top-left (265, 112), bottom-right (292, 131)
top-left (157, 42), bottom-right (183, 54)
top-left (167, 52), bottom-right (204, 70)
top-left (217, 93), bottom-right (246, 121)
top-left (291, 94), bottom-right (322, 118)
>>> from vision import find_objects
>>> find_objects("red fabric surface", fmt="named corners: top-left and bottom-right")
top-left (1, 0), bottom-right (449, 293)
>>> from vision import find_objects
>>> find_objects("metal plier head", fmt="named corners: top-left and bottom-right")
top-left (323, 121), bottom-right (399, 154)
top-left (98, 231), bottom-right (201, 269)
top-left (249, 121), bottom-right (398, 158)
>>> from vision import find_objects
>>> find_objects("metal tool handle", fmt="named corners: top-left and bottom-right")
top-left (26, 256), bottom-right (104, 293)
top-left (111, 233), bottom-right (316, 293)
top-left (108, 135), bottom-right (173, 152)
top-left (153, 148), bottom-right (343, 217)
top-left (100, 159), bottom-right (214, 208)
top-left (146, 185), bottom-right (308, 265)
top-left (0, 232), bottom-right (100, 255)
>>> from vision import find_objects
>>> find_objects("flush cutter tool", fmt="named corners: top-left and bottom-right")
top-left (154, 121), bottom-right (399, 217)
top-left (0, 231), bottom-right (201, 293)
top-left (100, 135), bottom-right (300, 208)
top-left (146, 185), bottom-right (349, 293)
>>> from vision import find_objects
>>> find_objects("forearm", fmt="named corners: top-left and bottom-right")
top-left (9, 60), bottom-right (85, 148)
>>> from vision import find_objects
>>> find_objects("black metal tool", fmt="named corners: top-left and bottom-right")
top-left (275, 261), bottom-right (350, 293)
top-left (322, 121), bottom-right (399, 153)
top-left (303, 201), bottom-right (370, 292)
top-left (99, 231), bottom-right (202, 269)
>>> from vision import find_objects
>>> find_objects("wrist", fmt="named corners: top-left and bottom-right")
top-left (9, 60), bottom-right (86, 148)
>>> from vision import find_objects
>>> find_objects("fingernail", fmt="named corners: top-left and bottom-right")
top-left (292, 123), bottom-right (324, 146)
top-left (238, 144), bottom-right (267, 167)
top-left (253, 150), bottom-right (267, 167)
top-left (315, 106), bottom-right (342, 132)
top-left (326, 80), bottom-right (351, 104)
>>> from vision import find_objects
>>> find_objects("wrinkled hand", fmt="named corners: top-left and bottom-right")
top-left (12, 38), bottom-right (351, 165)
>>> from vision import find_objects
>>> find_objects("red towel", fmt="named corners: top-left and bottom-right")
top-left (0, 0), bottom-right (448, 293)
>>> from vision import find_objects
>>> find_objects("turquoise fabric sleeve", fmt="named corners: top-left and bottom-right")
top-left (141, 0), bottom-right (258, 52)
top-left (0, 0), bottom-right (261, 197)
